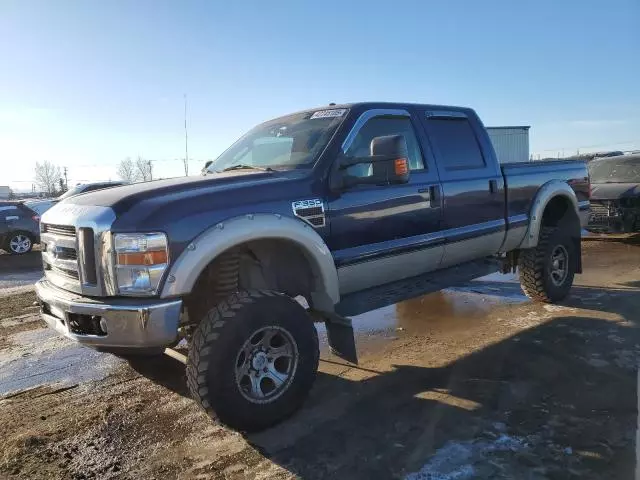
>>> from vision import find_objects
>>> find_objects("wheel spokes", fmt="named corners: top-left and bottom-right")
top-left (249, 374), bottom-right (266, 399)
top-left (265, 364), bottom-right (287, 388)
top-left (235, 325), bottom-right (298, 403)
top-left (269, 342), bottom-right (293, 359)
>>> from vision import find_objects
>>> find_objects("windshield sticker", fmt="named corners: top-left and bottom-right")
top-left (310, 109), bottom-right (346, 119)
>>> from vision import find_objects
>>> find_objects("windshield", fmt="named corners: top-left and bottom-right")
top-left (589, 157), bottom-right (640, 183)
top-left (206, 109), bottom-right (347, 173)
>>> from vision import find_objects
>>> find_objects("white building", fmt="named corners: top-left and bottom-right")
top-left (487, 126), bottom-right (530, 163)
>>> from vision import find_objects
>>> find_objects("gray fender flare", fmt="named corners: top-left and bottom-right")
top-left (519, 180), bottom-right (579, 249)
top-left (160, 213), bottom-right (340, 308)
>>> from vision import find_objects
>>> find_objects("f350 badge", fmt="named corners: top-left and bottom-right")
top-left (292, 199), bottom-right (325, 228)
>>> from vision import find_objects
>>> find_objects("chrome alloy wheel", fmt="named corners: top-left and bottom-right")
top-left (234, 326), bottom-right (298, 404)
top-left (9, 234), bottom-right (31, 254)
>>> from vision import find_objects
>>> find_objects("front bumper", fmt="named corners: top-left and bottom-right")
top-left (35, 279), bottom-right (182, 348)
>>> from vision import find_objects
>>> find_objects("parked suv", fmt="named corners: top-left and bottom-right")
top-left (0, 201), bottom-right (40, 254)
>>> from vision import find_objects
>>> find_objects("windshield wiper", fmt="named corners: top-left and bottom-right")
top-left (220, 164), bottom-right (275, 173)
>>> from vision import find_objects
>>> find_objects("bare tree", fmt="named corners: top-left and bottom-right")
top-left (34, 161), bottom-right (62, 195)
top-left (117, 157), bottom-right (138, 182)
top-left (135, 156), bottom-right (153, 182)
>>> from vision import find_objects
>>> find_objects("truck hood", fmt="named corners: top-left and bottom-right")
top-left (590, 182), bottom-right (640, 200)
top-left (64, 170), bottom-right (303, 214)
top-left (43, 168), bottom-right (315, 264)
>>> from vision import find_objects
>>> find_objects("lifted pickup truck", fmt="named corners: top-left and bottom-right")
top-left (36, 102), bottom-right (590, 431)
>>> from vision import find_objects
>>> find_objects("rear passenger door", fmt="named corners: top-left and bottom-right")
top-left (420, 110), bottom-right (506, 268)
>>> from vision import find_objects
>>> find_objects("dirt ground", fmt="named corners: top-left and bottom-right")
top-left (1, 238), bottom-right (639, 479)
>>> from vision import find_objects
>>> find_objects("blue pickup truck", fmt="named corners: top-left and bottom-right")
top-left (36, 102), bottom-right (590, 431)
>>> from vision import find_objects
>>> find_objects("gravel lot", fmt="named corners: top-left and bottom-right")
top-left (0, 238), bottom-right (639, 479)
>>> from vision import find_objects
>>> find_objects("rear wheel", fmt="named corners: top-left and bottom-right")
top-left (6, 232), bottom-right (33, 255)
top-left (518, 225), bottom-right (576, 302)
top-left (187, 290), bottom-right (319, 432)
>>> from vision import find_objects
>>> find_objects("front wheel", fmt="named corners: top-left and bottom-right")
top-left (6, 232), bottom-right (33, 255)
top-left (518, 226), bottom-right (576, 302)
top-left (186, 290), bottom-right (319, 432)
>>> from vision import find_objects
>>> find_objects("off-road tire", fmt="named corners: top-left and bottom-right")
top-left (186, 290), bottom-right (319, 432)
top-left (518, 226), bottom-right (575, 302)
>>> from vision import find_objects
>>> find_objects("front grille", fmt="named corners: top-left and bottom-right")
top-left (46, 263), bottom-right (80, 279)
top-left (43, 243), bottom-right (77, 260)
top-left (41, 223), bottom-right (82, 291)
top-left (43, 224), bottom-right (76, 237)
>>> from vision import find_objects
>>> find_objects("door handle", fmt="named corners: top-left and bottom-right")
top-left (489, 179), bottom-right (498, 194)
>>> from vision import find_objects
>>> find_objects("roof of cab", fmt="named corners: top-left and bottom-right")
top-left (288, 101), bottom-right (476, 116)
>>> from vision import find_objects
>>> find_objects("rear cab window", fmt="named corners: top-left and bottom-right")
top-left (424, 113), bottom-right (486, 172)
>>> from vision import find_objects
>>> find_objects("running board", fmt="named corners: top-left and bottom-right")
top-left (335, 258), bottom-right (501, 317)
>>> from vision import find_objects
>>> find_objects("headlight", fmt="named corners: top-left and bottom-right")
top-left (113, 233), bottom-right (168, 295)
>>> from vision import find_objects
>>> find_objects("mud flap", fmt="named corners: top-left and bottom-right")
top-left (324, 313), bottom-right (358, 364)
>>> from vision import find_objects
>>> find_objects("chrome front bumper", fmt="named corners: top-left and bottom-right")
top-left (35, 279), bottom-right (182, 348)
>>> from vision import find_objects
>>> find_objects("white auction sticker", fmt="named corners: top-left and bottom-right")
top-left (310, 109), bottom-right (346, 119)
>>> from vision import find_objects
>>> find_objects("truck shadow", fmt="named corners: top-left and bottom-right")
top-left (246, 315), bottom-right (638, 479)
top-left (125, 291), bottom-right (639, 478)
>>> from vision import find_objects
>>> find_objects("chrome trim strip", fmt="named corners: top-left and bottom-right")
top-left (341, 108), bottom-right (411, 153)
top-left (442, 219), bottom-right (506, 243)
top-left (334, 219), bottom-right (506, 267)
top-left (508, 214), bottom-right (529, 227)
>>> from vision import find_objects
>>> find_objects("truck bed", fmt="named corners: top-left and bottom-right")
top-left (501, 159), bottom-right (590, 225)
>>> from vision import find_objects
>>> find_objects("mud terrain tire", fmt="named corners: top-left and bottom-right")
top-left (519, 225), bottom-right (575, 302)
top-left (187, 290), bottom-right (319, 432)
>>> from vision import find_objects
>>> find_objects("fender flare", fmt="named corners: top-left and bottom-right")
top-left (519, 180), bottom-right (579, 249)
top-left (160, 213), bottom-right (340, 308)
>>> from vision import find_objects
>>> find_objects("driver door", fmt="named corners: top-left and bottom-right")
top-left (327, 109), bottom-right (444, 295)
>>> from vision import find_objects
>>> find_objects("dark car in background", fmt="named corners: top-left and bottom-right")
top-left (587, 154), bottom-right (640, 233)
top-left (26, 181), bottom-right (129, 215)
top-left (0, 201), bottom-right (40, 254)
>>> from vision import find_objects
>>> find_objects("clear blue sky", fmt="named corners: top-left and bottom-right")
top-left (1, 0), bottom-right (639, 190)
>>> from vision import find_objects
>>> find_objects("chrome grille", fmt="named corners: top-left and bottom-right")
top-left (41, 224), bottom-right (82, 294)
top-left (43, 223), bottom-right (76, 237)
top-left (39, 204), bottom-right (115, 297)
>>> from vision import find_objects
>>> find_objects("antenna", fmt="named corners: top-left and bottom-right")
top-left (184, 94), bottom-right (189, 176)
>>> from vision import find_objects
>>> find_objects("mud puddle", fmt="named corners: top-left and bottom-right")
top-left (0, 329), bottom-right (121, 397)
top-left (316, 272), bottom-right (528, 354)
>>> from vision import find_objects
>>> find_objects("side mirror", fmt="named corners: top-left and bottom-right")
top-left (339, 134), bottom-right (410, 188)
top-left (202, 160), bottom-right (213, 175)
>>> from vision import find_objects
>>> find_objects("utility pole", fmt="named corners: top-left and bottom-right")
top-left (148, 160), bottom-right (153, 181)
top-left (63, 166), bottom-right (68, 189)
top-left (183, 94), bottom-right (189, 176)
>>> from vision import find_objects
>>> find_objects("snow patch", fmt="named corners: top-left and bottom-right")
top-left (405, 434), bottom-right (525, 480)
